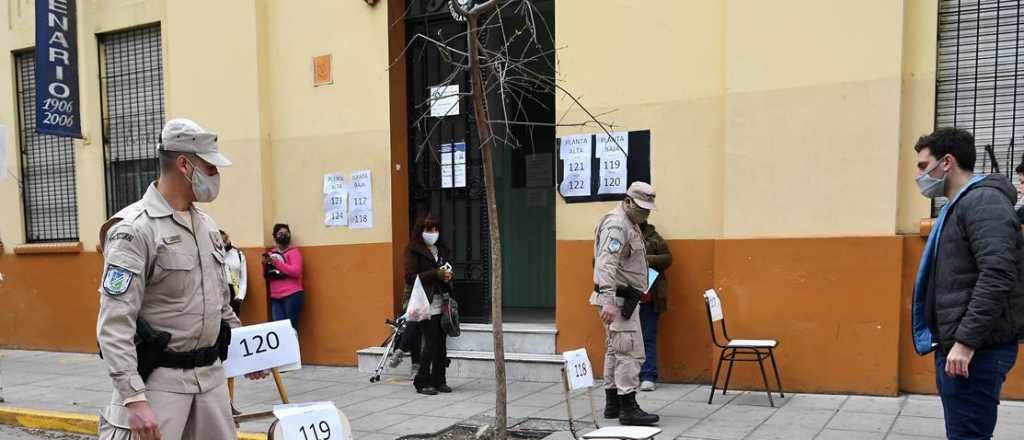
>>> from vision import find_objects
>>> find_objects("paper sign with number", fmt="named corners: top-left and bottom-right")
top-left (596, 132), bottom-right (628, 195)
top-left (704, 289), bottom-right (724, 322)
top-left (224, 320), bottom-right (301, 378)
top-left (563, 348), bottom-right (594, 391)
top-left (558, 134), bottom-right (592, 197)
top-left (274, 402), bottom-right (346, 440)
top-left (348, 170), bottom-right (373, 229)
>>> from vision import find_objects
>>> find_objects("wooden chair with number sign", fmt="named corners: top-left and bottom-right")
top-left (229, 319), bottom-right (301, 426)
top-left (268, 408), bottom-right (353, 440)
top-left (561, 348), bottom-right (661, 440)
top-left (704, 288), bottom-right (784, 407)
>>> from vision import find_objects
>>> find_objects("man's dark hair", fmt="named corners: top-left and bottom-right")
top-left (1016, 162), bottom-right (1024, 175)
top-left (914, 127), bottom-right (976, 172)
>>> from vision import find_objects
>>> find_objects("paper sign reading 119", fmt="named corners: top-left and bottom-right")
top-left (223, 320), bottom-right (301, 378)
top-left (563, 348), bottom-right (594, 391)
top-left (273, 402), bottom-right (346, 440)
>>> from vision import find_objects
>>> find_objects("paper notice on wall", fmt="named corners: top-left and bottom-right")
top-left (440, 143), bottom-right (466, 189)
top-left (324, 191), bottom-right (348, 227)
top-left (0, 125), bottom-right (6, 181)
top-left (558, 134), bottom-right (592, 197)
top-left (323, 172), bottom-right (345, 194)
top-left (441, 144), bottom-right (454, 188)
top-left (348, 170), bottom-right (373, 229)
top-left (430, 84), bottom-right (460, 117)
top-left (596, 132), bottom-right (628, 194)
top-left (452, 142), bottom-right (466, 188)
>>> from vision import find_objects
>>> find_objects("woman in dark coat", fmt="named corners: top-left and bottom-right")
top-left (403, 213), bottom-right (455, 395)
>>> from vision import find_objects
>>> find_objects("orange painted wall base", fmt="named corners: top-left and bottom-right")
top-left (0, 243), bottom-right (393, 367)
top-left (5, 235), bottom-right (1024, 398)
top-left (556, 236), bottom-right (1024, 399)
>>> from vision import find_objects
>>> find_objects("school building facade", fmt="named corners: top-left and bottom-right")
top-left (2, 0), bottom-right (1022, 397)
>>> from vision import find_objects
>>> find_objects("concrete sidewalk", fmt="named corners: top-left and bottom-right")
top-left (2, 349), bottom-right (1024, 439)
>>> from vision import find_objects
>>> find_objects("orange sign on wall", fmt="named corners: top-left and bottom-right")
top-left (313, 54), bottom-right (332, 86)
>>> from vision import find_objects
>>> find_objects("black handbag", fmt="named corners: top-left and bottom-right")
top-left (441, 293), bottom-right (461, 337)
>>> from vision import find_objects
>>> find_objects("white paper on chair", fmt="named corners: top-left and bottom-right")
top-left (704, 289), bottom-right (723, 322)
top-left (273, 401), bottom-right (346, 440)
top-left (563, 348), bottom-right (594, 391)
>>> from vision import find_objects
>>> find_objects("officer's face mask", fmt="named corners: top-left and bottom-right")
top-left (423, 231), bottom-right (440, 246)
top-left (625, 198), bottom-right (650, 224)
top-left (184, 157), bottom-right (220, 203)
top-left (916, 155), bottom-right (950, 199)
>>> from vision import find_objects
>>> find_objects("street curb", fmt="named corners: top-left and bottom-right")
top-left (0, 406), bottom-right (268, 439)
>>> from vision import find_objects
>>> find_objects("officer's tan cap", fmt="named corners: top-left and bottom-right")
top-left (627, 181), bottom-right (656, 210)
top-left (158, 118), bottom-right (232, 167)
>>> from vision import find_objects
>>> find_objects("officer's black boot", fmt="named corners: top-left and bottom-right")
top-left (603, 388), bottom-right (620, 419)
top-left (619, 392), bottom-right (659, 426)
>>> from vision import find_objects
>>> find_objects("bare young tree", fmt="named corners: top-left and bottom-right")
top-left (395, 1), bottom-right (623, 437)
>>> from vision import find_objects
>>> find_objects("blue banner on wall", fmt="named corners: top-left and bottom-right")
top-left (35, 0), bottom-right (82, 138)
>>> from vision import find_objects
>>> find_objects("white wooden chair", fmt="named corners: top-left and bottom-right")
top-left (703, 289), bottom-right (784, 407)
top-left (561, 348), bottom-right (662, 440)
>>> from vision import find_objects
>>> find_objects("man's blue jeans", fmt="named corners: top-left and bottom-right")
top-left (935, 342), bottom-right (1018, 439)
top-left (639, 302), bottom-right (658, 382)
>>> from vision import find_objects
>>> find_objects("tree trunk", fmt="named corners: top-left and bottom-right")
top-left (465, 6), bottom-right (508, 440)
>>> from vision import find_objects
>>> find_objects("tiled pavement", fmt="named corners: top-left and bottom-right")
top-left (3, 349), bottom-right (1024, 439)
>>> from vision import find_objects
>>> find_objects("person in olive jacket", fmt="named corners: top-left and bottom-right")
top-left (638, 222), bottom-right (672, 391)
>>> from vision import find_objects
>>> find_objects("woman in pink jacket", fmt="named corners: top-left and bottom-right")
top-left (264, 223), bottom-right (304, 331)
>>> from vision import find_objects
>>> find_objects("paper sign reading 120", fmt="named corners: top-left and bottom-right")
top-left (224, 320), bottom-right (301, 378)
top-left (563, 348), bottom-right (594, 391)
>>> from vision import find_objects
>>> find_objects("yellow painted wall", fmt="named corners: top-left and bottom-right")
top-left (554, 0), bottom-right (727, 241)
top-left (0, 0), bottom-right (393, 253)
top-left (0, 0), bottom-right (166, 253)
top-left (721, 0), bottom-right (904, 237)
top-left (162, 0), bottom-right (268, 247)
top-left (262, 1), bottom-right (393, 247)
top-left (554, 0), bottom-right (938, 240)
top-left (0, 0), bottom-right (944, 249)
top-left (897, 0), bottom-right (938, 234)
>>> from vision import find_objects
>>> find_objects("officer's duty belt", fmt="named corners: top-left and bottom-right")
top-left (159, 345), bottom-right (220, 369)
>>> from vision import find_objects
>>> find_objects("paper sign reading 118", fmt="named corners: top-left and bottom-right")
top-left (563, 348), bottom-right (594, 391)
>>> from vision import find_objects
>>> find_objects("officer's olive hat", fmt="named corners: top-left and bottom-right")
top-left (626, 181), bottom-right (656, 210)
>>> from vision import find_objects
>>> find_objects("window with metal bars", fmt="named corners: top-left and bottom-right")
top-left (99, 25), bottom-right (164, 217)
top-left (14, 51), bottom-right (79, 243)
top-left (935, 0), bottom-right (1024, 213)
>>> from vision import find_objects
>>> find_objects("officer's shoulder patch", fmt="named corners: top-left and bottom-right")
top-left (102, 265), bottom-right (134, 295)
top-left (606, 238), bottom-right (623, 253)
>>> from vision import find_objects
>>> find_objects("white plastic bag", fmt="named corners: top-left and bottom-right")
top-left (405, 276), bottom-right (431, 322)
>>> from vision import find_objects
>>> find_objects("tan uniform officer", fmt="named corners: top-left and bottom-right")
top-left (96, 118), bottom-right (264, 440)
top-left (590, 181), bottom-right (660, 426)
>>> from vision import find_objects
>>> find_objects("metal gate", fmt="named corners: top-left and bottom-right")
top-left (406, 0), bottom-right (492, 323)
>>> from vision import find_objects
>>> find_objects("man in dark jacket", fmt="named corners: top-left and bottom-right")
top-left (638, 223), bottom-right (672, 391)
top-left (912, 127), bottom-right (1024, 439)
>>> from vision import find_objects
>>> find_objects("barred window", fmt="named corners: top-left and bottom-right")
top-left (14, 51), bottom-right (79, 243)
top-left (99, 25), bottom-right (164, 216)
top-left (936, 0), bottom-right (1024, 178)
